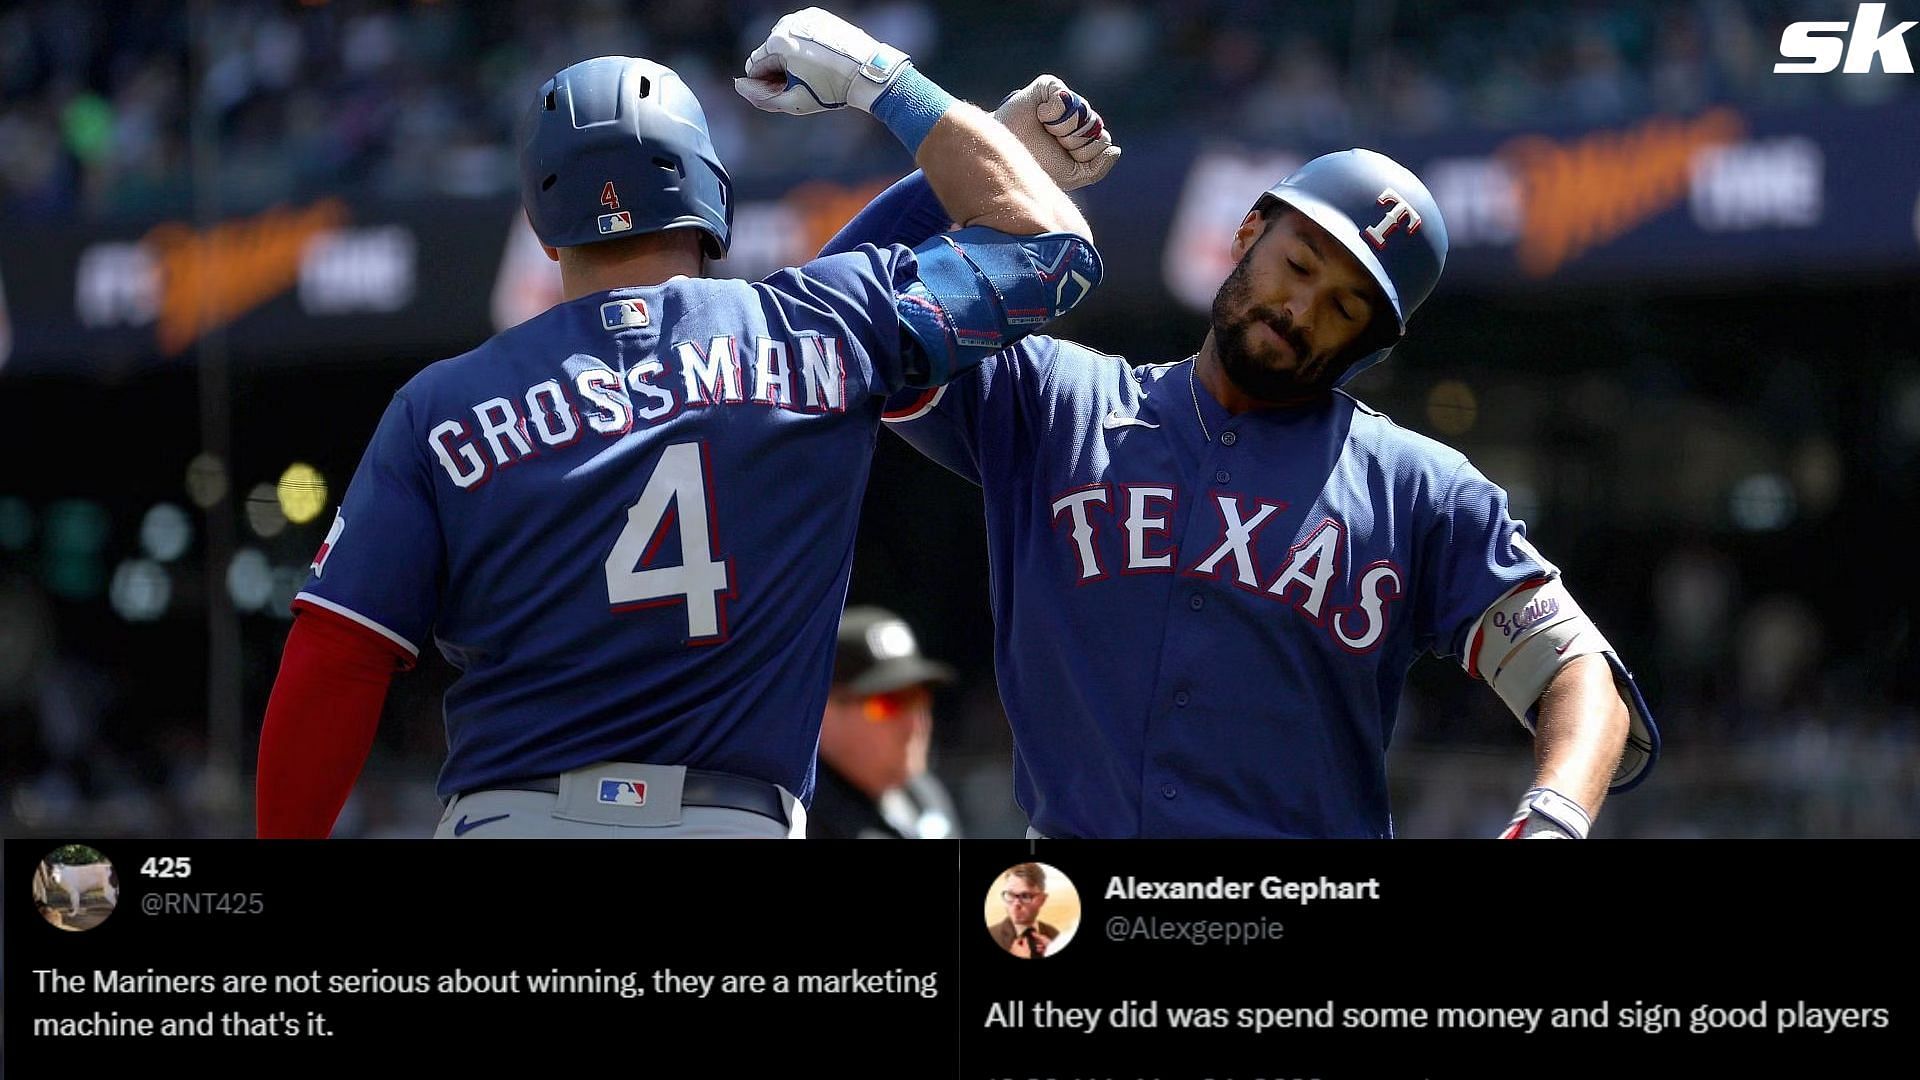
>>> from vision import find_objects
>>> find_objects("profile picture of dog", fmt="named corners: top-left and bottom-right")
top-left (33, 844), bottom-right (120, 932)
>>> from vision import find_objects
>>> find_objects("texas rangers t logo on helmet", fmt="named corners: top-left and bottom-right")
top-left (1363, 188), bottom-right (1422, 249)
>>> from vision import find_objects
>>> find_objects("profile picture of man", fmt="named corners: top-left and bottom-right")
top-left (989, 862), bottom-right (1067, 958)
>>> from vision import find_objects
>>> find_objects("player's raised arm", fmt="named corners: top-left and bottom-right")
top-left (819, 75), bottom-right (1120, 258)
top-left (904, 88), bottom-right (1089, 239)
top-left (735, 10), bottom-right (1090, 239)
top-left (736, 8), bottom-right (1103, 388)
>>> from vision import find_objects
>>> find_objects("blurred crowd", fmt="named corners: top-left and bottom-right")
top-left (5, 0), bottom-right (1916, 217)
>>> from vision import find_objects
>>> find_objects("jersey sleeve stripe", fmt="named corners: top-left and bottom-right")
top-left (292, 592), bottom-right (421, 658)
top-left (882, 385), bottom-right (945, 423)
top-left (1465, 623), bottom-right (1487, 680)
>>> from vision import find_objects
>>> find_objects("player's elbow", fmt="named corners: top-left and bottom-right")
top-left (959, 190), bottom-right (1091, 246)
top-left (1535, 655), bottom-right (1630, 753)
top-left (1026, 193), bottom-right (1091, 245)
top-left (896, 227), bottom-right (1101, 386)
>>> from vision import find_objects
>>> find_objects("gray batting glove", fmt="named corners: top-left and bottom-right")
top-left (1498, 786), bottom-right (1592, 839)
top-left (736, 7), bottom-right (910, 116)
top-left (993, 74), bottom-right (1121, 191)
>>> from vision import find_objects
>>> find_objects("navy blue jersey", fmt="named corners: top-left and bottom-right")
top-left (299, 247), bottom-right (934, 802)
top-left (882, 346), bottom-right (1551, 838)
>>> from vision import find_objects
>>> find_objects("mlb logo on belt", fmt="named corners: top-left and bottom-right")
top-left (598, 779), bottom-right (648, 806)
top-left (601, 298), bottom-right (650, 330)
top-left (598, 211), bottom-right (633, 235)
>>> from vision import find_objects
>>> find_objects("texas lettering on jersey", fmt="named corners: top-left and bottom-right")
top-left (881, 337), bottom-right (1554, 838)
top-left (1047, 489), bottom-right (1403, 653)
top-left (425, 331), bottom-right (851, 489)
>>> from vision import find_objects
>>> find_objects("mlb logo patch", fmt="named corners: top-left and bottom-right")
top-left (598, 779), bottom-right (648, 806)
top-left (601, 298), bottom-right (650, 330)
top-left (598, 211), bottom-right (633, 235)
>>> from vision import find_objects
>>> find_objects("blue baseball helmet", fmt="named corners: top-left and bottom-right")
top-left (1256, 148), bottom-right (1448, 385)
top-left (520, 56), bottom-right (732, 258)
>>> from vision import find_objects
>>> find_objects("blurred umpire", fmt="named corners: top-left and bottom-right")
top-left (807, 606), bottom-right (961, 839)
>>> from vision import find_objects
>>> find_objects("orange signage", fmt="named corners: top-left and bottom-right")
top-left (143, 200), bottom-right (349, 355)
top-left (1501, 109), bottom-right (1746, 278)
top-left (784, 178), bottom-right (894, 257)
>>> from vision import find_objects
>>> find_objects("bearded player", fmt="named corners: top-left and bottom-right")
top-left (826, 86), bottom-right (1658, 839)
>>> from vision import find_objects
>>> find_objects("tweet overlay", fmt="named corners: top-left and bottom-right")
top-left (958, 843), bottom-right (1909, 1079)
top-left (4, 839), bottom-right (1909, 1077)
top-left (5, 840), bottom-right (954, 1070)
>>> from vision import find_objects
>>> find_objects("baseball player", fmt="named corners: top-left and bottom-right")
top-left (254, 8), bottom-right (1100, 838)
top-left (825, 88), bottom-right (1659, 839)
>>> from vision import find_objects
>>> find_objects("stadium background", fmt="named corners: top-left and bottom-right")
top-left (1, 0), bottom-right (1915, 838)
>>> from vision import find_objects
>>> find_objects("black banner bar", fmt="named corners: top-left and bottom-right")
top-left (5, 839), bottom-right (1911, 1076)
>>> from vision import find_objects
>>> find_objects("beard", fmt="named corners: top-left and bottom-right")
top-left (1208, 253), bottom-right (1349, 402)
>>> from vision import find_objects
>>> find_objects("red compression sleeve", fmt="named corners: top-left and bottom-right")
top-left (256, 605), bottom-right (412, 838)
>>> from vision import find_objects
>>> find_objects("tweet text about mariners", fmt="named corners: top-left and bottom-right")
top-left (955, 843), bottom-right (1913, 1077)
top-left (25, 964), bottom-right (941, 1039)
top-left (6, 839), bottom-right (958, 1071)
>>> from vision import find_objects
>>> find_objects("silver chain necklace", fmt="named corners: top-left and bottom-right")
top-left (1187, 356), bottom-right (1211, 443)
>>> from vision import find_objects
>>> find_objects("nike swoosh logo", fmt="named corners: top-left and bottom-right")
top-left (452, 813), bottom-right (511, 837)
top-left (1555, 632), bottom-right (1581, 655)
top-left (1102, 411), bottom-right (1160, 430)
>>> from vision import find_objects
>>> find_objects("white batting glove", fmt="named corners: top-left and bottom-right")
top-left (1498, 786), bottom-right (1593, 839)
top-left (735, 7), bottom-right (910, 116)
top-left (993, 74), bottom-right (1121, 191)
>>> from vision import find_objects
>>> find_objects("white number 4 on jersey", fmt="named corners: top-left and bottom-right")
top-left (603, 441), bottom-right (734, 642)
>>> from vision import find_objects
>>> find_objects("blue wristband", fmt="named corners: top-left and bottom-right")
top-left (871, 65), bottom-right (953, 155)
